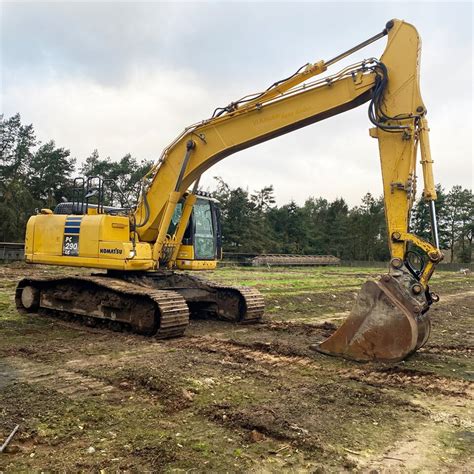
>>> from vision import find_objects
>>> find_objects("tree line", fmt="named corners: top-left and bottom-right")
top-left (213, 179), bottom-right (473, 263)
top-left (0, 114), bottom-right (151, 241)
top-left (1, 114), bottom-right (472, 262)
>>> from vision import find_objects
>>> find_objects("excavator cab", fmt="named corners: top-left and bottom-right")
top-left (170, 194), bottom-right (222, 270)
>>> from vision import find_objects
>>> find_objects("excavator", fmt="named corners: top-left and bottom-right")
top-left (16, 19), bottom-right (443, 362)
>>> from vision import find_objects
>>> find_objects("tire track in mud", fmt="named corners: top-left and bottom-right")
top-left (176, 336), bottom-right (321, 369)
top-left (0, 355), bottom-right (188, 411)
top-left (177, 335), bottom-right (474, 398)
top-left (4, 343), bottom-right (470, 408)
top-left (4, 286), bottom-right (472, 405)
top-left (339, 367), bottom-right (473, 398)
top-left (254, 320), bottom-right (337, 335)
top-left (183, 334), bottom-right (473, 466)
top-left (0, 357), bottom-right (117, 400)
top-left (64, 343), bottom-right (167, 370)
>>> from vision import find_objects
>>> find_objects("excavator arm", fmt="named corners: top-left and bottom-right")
top-left (132, 19), bottom-right (442, 361)
top-left (134, 66), bottom-right (375, 245)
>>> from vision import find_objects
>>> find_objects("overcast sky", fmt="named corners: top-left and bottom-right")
top-left (1, 1), bottom-right (472, 205)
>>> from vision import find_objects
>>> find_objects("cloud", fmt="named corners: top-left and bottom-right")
top-left (1, 1), bottom-right (472, 206)
top-left (1, 2), bottom-right (204, 85)
top-left (2, 65), bottom-right (218, 160)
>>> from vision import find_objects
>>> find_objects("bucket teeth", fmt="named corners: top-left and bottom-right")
top-left (316, 275), bottom-right (431, 362)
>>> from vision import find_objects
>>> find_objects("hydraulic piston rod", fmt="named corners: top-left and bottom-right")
top-left (429, 200), bottom-right (440, 249)
top-left (325, 21), bottom-right (393, 67)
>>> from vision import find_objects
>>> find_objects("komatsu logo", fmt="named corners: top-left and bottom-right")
top-left (100, 248), bottom-right (123, 255)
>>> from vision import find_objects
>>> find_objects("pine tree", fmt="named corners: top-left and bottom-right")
top-left (445, 186), bottom-right (473, 262)
top-left (0, 114), bottom-right (38, 240)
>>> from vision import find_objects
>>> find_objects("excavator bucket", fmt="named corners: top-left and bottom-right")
top-left (316, 275), bottom-right (431, 362)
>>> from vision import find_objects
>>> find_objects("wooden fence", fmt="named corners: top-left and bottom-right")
top-left (0, 243), bottom-right (25, 263)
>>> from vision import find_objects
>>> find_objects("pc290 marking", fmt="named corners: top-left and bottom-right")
top-left (63, 235), bottom-right (79, 256)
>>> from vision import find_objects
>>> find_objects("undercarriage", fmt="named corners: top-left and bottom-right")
top-left (15, 271), bottom-right (265, 337)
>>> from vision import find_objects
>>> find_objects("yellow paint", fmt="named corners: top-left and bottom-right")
top-left (25, 213), bottom-right (153, 270)
top-left (176, 245), bottom-right (194, 260)
top-left (28, 253), bottom-right (154, 271)
top-left (167, 193), bottom-right (197, 268)
top-left (176, 260), bottom-right (217, 270)
top-left (418, 118), bottom-right (437, 201)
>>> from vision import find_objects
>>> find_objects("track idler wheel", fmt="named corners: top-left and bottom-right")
top-left (20, 286), bottom-right (40, 312)
top-left (316, 275), bottom-right (431, 362)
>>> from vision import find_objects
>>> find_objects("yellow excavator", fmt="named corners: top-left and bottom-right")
top-left (16, 19), bottom-right (443, 362)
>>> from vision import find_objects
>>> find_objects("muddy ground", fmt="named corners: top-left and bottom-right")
top-left (0, 263), bottom-right (472, 472)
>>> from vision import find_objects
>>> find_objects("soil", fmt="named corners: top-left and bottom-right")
top-left (0, 263), bottom-right (472, 472)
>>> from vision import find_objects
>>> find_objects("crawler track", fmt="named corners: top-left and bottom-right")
top-left (15, 275), bottom-right (189, 338)
top-left (15, 271), bottom-right (265, 338)
top-left (206, 281), bottom-right (265, 323)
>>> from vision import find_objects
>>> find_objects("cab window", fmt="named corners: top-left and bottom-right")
top-left (193, 200), bottom-right (215, 259)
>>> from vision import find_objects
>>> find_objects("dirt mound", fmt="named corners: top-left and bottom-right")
top-left (205, 404), bottom-right (324, 451)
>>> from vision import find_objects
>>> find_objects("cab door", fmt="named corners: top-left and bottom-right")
top-left (193, 198), bottom-right (216, 260)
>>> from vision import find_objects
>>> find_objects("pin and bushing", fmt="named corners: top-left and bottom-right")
top-left (392, 231), bottom-right (402, 241)
top-left (390, 257), bottom-right (403, 269)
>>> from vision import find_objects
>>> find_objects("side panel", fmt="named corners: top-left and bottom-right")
top-left (78, 216), bottom-right (99, 257)
top-left (32, 215), bottom-right (67, 256)
top-left (176, 244), bottom-right (194, 260)
top-left (24, 216), bottom-right (36, 258)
